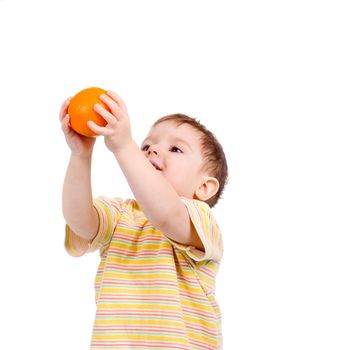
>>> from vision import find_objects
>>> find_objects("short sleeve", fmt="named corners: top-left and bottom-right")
top-left (64, 196), bottom-right (123, 257)
top-left (169, 197), bottom-right (224, 262)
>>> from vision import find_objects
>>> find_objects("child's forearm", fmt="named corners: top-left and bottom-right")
top-left (62, 153), bottom-right (99, 240)
top-left (114, 141), bottom-right (185, 228)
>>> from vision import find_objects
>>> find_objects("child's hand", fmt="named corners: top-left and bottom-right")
top-left (87, 90), bottom-right (133, 154)
top-left (59, 98), bottom-right (96, 157)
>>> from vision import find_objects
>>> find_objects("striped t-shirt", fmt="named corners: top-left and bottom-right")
top-left (65, 196), bottom-right (224, 350)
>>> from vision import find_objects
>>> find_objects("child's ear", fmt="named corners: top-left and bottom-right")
top-left (195, 176), bottom-right (220, 202)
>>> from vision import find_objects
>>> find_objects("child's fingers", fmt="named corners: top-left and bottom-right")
top-left (100, 93), bottom-right (126, 122)
top-left (93, 103), bottom-right (116, 125)
top-left (61, 114), bottom-right (71, 134)
top-left (95, 94), bottom-right (120, 117)
top-left (87, 121), bottom-right (112, 136)
top-left (106, 90), bottom-right (127, 111)
top-left (59, 98), bottom-right (72, 122)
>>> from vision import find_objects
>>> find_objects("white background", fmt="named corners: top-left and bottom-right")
top-left (0, 0), bottom-right (342, 349)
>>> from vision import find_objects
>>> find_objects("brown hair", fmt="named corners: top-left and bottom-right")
top-left (153, 113), bottom-right (228, 207)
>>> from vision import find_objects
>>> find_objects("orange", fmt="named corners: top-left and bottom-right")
top-left (68, 87), bottom-right (109, 137)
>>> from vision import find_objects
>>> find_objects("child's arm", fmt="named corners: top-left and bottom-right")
top-left (62, 154), bottom-right (99, 241)
top-left (60, 98), bottom-right (99, 241)
top-left (88, 91), bottom-right (204, 250)
top-left (114, 141), bottom-right (204, 250)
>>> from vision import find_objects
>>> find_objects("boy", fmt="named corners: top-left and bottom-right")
top-left (60, 90), bottom-right (228, 350)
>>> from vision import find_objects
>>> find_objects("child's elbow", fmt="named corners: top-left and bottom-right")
top-left (65, 208), bottom-right (99, 241)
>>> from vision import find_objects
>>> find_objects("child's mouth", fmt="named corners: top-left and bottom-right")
top-left (153, 164), bottom-right (162, 171)
top-left (150, 161), bottom-right (162, 171)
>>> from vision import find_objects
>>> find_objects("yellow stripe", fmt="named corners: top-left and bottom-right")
top-left (101, 287), bottom-right (179, 296)
top-left (97, 303), bottom-right (181, 310)
top-left (94, 318), bottom-right (185, 326)
top-left (92, 334), bottom-right (189, 342)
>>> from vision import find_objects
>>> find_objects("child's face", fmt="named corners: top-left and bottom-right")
top-left (141, 121), bottom-right (206, 199)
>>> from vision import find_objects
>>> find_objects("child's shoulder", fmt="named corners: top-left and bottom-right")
top-left (180, 196), bottom-right (214, 215)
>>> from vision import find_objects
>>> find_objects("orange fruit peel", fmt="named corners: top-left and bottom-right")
top-left (68, 87), bottom-right (109, 137)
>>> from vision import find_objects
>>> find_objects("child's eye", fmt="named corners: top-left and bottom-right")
top-left (141, 144), bottom-right (150, 151)
top-left (170, 146), bottom-right (183, 153)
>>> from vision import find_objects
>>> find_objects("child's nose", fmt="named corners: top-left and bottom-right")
top-left (148, 144), bottom-right (160, 155)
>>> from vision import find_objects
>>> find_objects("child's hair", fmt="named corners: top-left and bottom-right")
top-left (153, 113), bottom-right (229, 208)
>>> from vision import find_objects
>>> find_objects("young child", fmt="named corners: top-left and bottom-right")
top-left (60, 90), bottom-right (228, 350)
